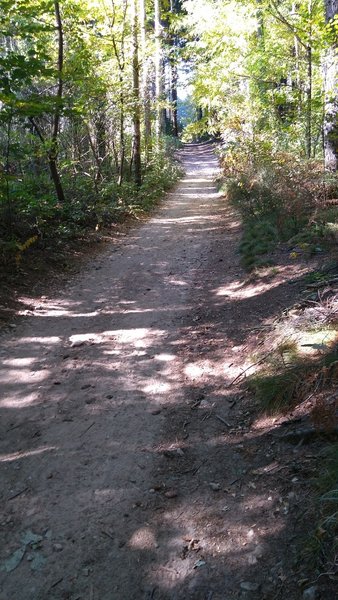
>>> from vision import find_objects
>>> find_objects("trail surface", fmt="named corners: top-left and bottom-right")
top-left (1, 145), bottom-right (313, 600)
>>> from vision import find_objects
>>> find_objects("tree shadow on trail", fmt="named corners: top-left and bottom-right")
top-left (0, 144), bottom-right (322, 600)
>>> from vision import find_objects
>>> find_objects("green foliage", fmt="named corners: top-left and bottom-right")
top-left (0, 143), bottom-right (181, 263)
top-left (222, 138), bottom-right (325, 269)
top-left (0, 0), bottom-right (184, 263)
top-left (181, 0), bottom-right (327, 159)
top-left (249, 368), bottom-right (301, 413)
top-left (238, 219), bottom-right (277, 269)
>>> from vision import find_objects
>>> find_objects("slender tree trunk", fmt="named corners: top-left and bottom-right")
top-left (95, 106), bottom-right (107, 178)
top-left (4, 112), bottom-right (13, 234)
top-left (154, 0), bottom-right (165, 142)
top-left (292, 4), bottom-right (301, 87)
top-left (110, 0), bottom-right (128, 185)
top-left (255, 0), bottom-right (267, 122)
top-left (118, 102), bottom-right (125, 186)
top-left (139, 0), bottom-right (152, 158)
top-left (323, 0), bottom-right (338, 170)
top-left (86, 123), bottom-right (103, 188)
top-left (49, 1), bottom-right (65, 203)
top-left (131, 0), bottom-right (142, 186)
top-left (306, 42), bottom-right (312, 158)
top-left (170, 63), bottom-right (178, 136)
top-left (169, 0), bottom-right (179, 137)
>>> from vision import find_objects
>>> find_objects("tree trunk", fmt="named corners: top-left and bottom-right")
top-left (170, 63), bottom-right (179, 137)
top-left (118, 107), bottom-right (125, 186)
top-left (139, 0), bottom-right (152, 158)
top-left (111, 0), bottom-right (128, 185)
top-left (131, 0), bottom-right (142, 186)
top-left (95, 107), bottom-right (107, 173)
top-left (4, 112), bottom-right (14, 234)
top-left (49, 1), bottom-right (65, 203)
top-left (306, 42), bottom-right (312, 158)
top-left (323, 0), bottom-right (338, 170)
top-left (169, 0), bottom-right (179, 137)
top-left (154, 0), bottom-right (166, 142)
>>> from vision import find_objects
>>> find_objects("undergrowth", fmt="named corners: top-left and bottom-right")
top-left (0, 142), bottom-right (182, 266)
top-left (249, 293), bottom-right (338, 583)
top-left (220, 139), bottom-right (338, 270)
top-left (303, 443), bottom-right (338, 582)
top-left (249, 341), bottom-right (338, 416)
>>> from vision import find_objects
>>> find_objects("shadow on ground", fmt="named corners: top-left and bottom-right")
top-left (0, 144), bottom-right (324, 600)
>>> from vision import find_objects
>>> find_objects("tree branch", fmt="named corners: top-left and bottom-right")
top-left (268, 1), bottom-right (308, 49)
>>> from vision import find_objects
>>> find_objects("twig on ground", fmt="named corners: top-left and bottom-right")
top-left (227, 353), bottom-right (270, 387)
top-left (183, 420), bottom-right (189, 438)
top-left (8, 487), bottom-right (29, 501)
top-left (229, 478), bottom-right (239, 486)
top-left (310, 570), bottom-right (337, 584)
top-left (50, 578), bottom-right (63, 589)
top-left (79, 422), bottom-right (95, 438)
top-left (181, 460), bottom-right (206, 475)
top-left (101, 530), bottom-right (114, 541)
top-left (306, 276), bottom-right (338, 289)
top-left (7, 422), bottom-right (22, 432)
top-left (202, 411), bottom-right (212, 421)
top-left (215, 414), bottom-right (231, 427)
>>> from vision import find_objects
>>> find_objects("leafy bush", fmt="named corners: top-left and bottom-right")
top-left (0, 141), bottom-right (182, 263)
top-left (239, 219), bottom-right (278, 269)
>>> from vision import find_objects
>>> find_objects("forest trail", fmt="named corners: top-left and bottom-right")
top-left (1, 145), bottom-right (310, 600)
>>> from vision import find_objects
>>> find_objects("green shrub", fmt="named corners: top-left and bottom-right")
top-left (0, 140), bottom-right (181, 262)
top-left (222, 139), bottom-right (337, 270)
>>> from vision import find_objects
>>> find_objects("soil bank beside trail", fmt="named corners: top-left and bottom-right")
top-left (1, 145), bottom-right (313, 600)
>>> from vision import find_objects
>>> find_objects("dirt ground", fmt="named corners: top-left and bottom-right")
top-left (0, 144), bottom-right (335, 600)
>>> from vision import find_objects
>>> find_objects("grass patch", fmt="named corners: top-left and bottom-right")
top-left (249, 344), bottom-right (338, 414)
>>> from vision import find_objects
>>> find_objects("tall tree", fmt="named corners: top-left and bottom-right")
top-left (139, 0), bottom-right (152, 157)
top-left (48, 1), bottom-right (65, 203)
top-left (168, 0), bottom-right (180, 137)
top-left (131, 0), bottom-right (142, 185)
top-left (323, 0), bottom-right (338, 170)
top-left (154, 0), bottom-right (166, 140)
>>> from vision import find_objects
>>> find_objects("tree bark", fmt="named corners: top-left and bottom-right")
top-left (323, 0), bottom-right (338, 170)
top-left (49, 1), bottom-right (65, 203)
top-left (170, 62), bottom-right (179, 136)
top-left (139, 0), bottom-right (152, 158)
top-left (131, 0), bottom-right (142, 186)
top-left (169, 0), bottom-right (179, 137)
top-left (111, 0), bottom-right (127, 185)
top-left (95, 107), bottom-right (107, 171)
top-left (306, 42), bottom-right (312, 158)
top-left (154, 0), bottom-right (166, 142)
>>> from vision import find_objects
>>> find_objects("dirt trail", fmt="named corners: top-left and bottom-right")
top-left (0, 145), bottom-right (316, 600)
